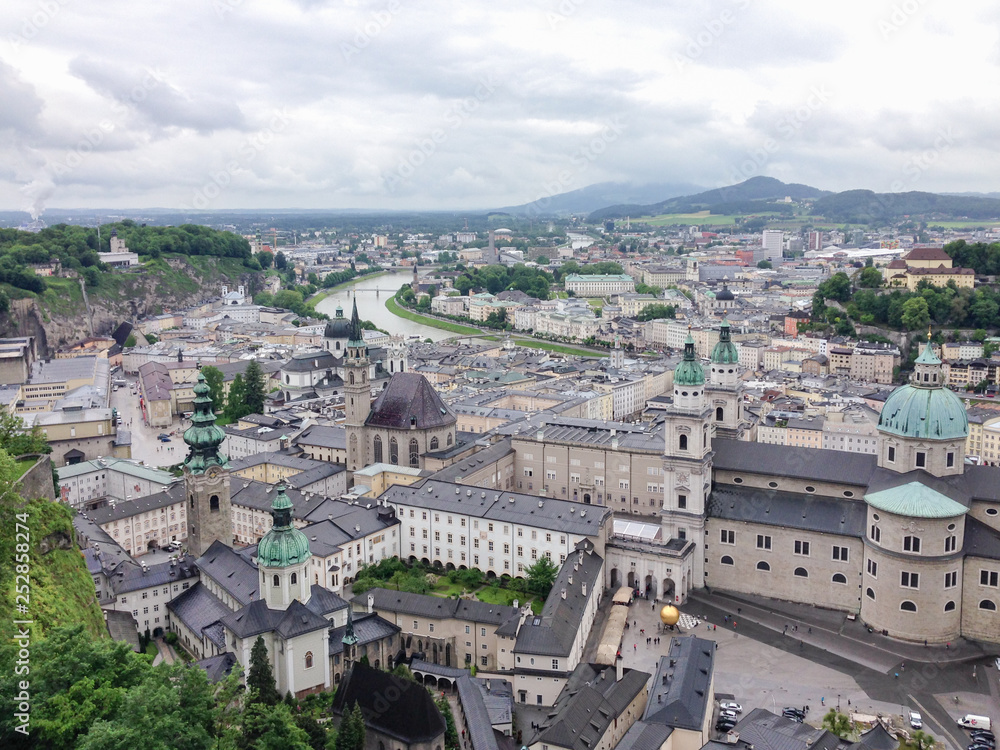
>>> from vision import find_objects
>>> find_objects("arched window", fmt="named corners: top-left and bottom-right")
top-left (291, 573), bottom-right (297, 585)
top-left (305, 651), bottom-right (313, 669)
top-left (832, 573), bottom-right (847, 584)
top-left (349, 372), bottom-right (355, 384)
top-left (273, 574), bottom-right (280, 587)
top-left (430, 437), bottom-right (439, 451)
top-left (716, 406), bottom-right (724, 421)
top-left (980, 599), bottom-right (997, 611)
top-left (721, 555), bottom-right (734, 566)
top-left (944, 600), bottom-right (956, 612)
top-left (866, 587), bottom-right (875, 600)
top-left (210, 495), bottom-right (220, 512)
top-left (900, 600), bottom-right (917, 612)
top-left (447, 433), bottom-right (453, 446)
top-left (903, 535), bottom-right (921, 553)
top-left (679, 434), bottom-right (688, 451)
top-left (389, 438), bottom-right (398, 464)
top-left (756, 561), bottom-right (770, 571)
top-left (373, 435), bottom-right (383, 463)
top-left (794, 567), bottom-right (808, 578)
top-left (409, 438), bottom-right (419, 467)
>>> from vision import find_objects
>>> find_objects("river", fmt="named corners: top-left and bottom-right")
top-left (313, 270), bottom-right (454, 341)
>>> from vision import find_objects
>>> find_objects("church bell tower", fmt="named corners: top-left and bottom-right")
top-left (183, 371), bottom-right (232, 557)
top-left (344, 300), bottom-right (371, 471)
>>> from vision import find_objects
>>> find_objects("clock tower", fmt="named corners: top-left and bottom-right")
top-left (344, 300), bottom-right (371, 471)
top-left (183, 371), bottom-right (232, 557)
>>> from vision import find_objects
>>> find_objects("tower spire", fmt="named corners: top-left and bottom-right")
top-left (349, 298), bottom-right (363, 345)
top-left (183, 372), bottom-right (228, 473)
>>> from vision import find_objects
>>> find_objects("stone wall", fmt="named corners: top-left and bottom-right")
top-left (14, 454), bottom-right (56, 503)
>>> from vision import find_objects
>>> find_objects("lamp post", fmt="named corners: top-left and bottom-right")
top-left (837, 694), bottom-right (841, 711)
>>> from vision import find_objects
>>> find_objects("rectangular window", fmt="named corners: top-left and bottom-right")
top-left (867, 559), bottom-right (878, 578)
top-left (901, 571), bottom-right (919, 588)
top-left (915, 452), bottom-right (926, 468)
top-left (832, 546), bottom-right (849, 562)
top-left (678, 494), bottom-right (687, 509)
top-left (947, 452), bottom-right (955, 468)
top-left (945, 571), bottom-right (957, 589)
top-left (481, 656), bottom-right (488, 666)
top-left (794, 540), bottom-right (810, 556)
top-left (465, 625), bottom-right (470, 634)
top-left (887, 446), bottom-right (895, 462)
top-left (720, 529), bottom-right (734, 545)
top-left (481, 627), bottom-right (486, 636)
top-left (981, 570), bottom-right (999, 587)
top-left (756, 534), bottom-right (772, 550)
top-left (551, 659), bottom-right (558, 670)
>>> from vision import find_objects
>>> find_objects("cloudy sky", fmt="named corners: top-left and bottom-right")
top-left (1, 0), bottom-right (999, 214)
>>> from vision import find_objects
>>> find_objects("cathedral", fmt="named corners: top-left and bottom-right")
top-left (278, 301), bottom-right (407, 404)
top-left (650, 323), bottom-right (1000, 643)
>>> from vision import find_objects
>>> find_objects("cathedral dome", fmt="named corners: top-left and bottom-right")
top-left (324, 305), bottom-right (351, 339)
top-left (257, 484), bottom-right (311, 568)
top-left (674, 331), bottom-right (705, 386)
top-left (877, 341), bottom-right (968, 441)
top-left (715, 283), bottom-right (735, 302)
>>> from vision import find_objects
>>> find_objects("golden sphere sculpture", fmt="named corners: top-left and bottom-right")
top-left (659, 605), bottom-right (680, 626)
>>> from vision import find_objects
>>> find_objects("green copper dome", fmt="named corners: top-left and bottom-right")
top-left (878, 341), bottom-right (967, 441)
top-left (711, 318), bottom-right (739, 365)
top-left (183, 372), bottom-right (228, 474)
top-left (257, 484), bottom-right (311, 568)
top-left (674, 331), bottom-right (705, 386)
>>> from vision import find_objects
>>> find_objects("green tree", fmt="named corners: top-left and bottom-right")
top-left (0, 410), bottom-right (50, 456)
top-left (436, 695), bottom-right (460, 750)
top-left (535, 254), bottom-right (549, 264)
top-left (247, 636), bottom-right (280, 706)
top-left (225, 374), bottom-right (249, 421)
top-left (525, 556), bottom-right (559, 597)
top-left (334, 703), bottom-right (366, 750)
top-left (901, 297), bottom-right (931, 331)
top-left (821, 709), bottom-right (853, 739)
top-left (636, 304), bottom-right (676, 322)
top-left (200, 365), bottom-right (226, 414)
top-left (275, 251), bottom-right (287, 270)
top-left (857, 266), bottom-right (883, 288)
top-left (244, 360), bottom-right (267, 416)
top-left (757, 260), bottom-right (773, 269)
top-left (256, 250), bottom-right (274, 269)
top-left (910, 730), bottom-right (936, 750)
top-left (124, 333), bottom-right (137, 348)
top-left (973, 328), bottom-right (989, 342)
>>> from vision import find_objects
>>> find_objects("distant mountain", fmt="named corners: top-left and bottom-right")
top-left (586, 176), bottom-right (830, 222)
top-left (812, 190), bottom-right (1000, 222)
top-left (498, 181), bottom-right (705, 217)
top-left (942, 191), bottom-right (1000, 200)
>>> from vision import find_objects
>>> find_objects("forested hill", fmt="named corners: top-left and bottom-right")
top-left (0, 222), bottom-right (262, 352)
top-left (812, 190), bottom-right (1000, 222)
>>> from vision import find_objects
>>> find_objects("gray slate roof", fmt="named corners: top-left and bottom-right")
top-left (328, 612), bottom-right (399, 656)
top-left (194, 652), bottom-right (239, 683)
top-left (530, 663), bottom-right (651, 750)
top-left (643, 637), bottom-right (715, 730)
top-left (167, 582), bottom-right (233, 645)
top-left (355, 588), bottom-right (521, 628)
top-left (515, 545), bottom-right (603, 658)
top-left (83, 483), bottom-right (186, 525)
top-left (380, 479), bottom-right (611, 537)
top-left (732, 708), bottom-right (846, 750)
top-left (713, 439), bottom-right (877, 487)
top-left (965, 517), bottom-right (1000, 561)
top-left (108, 554), bottom-right (198, 596)
top-left (457, 675), bottom-right (515, 750)
top-left (615, 721), bottom-right (674, 750)
top-left (295, 424), bottom-right (346, 450)
top-left (365, 372), bottom-right (457, 430)
top-left (708, 486), bottom-right (867, 538)
top-left (196, 540), bottom-right (259, 606)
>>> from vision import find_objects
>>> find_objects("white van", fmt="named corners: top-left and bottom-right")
top-left (958, 715), bottom-right (991, 731)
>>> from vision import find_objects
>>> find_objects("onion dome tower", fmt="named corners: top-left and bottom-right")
top-left (258, 483), bottom-right (313, 608)
top-left (183, 371), bottom-right (232, 557)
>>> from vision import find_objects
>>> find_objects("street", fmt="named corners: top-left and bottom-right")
top-left (110, 373), bottom-right (187, 470)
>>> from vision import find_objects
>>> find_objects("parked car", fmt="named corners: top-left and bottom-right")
top-left (909, 711), bottom-right (923, 730)
top-left (716, 721), bottom-right (737, 732)
top-left (783, 708), bottom-right (806, 719)
top-left (719, 702), bottom-right (743, 713)
top-left (970, 732), bottom-right (995, 743)
top-left (969, 743), bottom-right (994, 750)
top-left (720, 710), bottom-right (739, 719)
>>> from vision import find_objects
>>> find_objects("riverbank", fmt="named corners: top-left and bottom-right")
top-left (305, 270), bottom-right (390, 311)
top-left (384, 295), bottom-right (483, 335)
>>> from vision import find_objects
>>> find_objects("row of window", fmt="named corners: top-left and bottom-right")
top-left (886, 445), bottom-right (956, 469)
top-left (719, 531), bottom-right (847, 560)
top-left (863, 589), bottom-right (997, 613)
top-left (869, 525), bottom-right (958, 554)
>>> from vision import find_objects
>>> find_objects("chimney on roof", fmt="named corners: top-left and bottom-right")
top-left (568, 575), bottom-right (573, 585)
top-left (616, 654), bottom-right (623, 682)
top-left (582, 581), bottom-right (587, 597)
top-left (513, 599), bottom-right (518, 609)
top-left (367, 593), bottom-right (374, 614)
top-left (560, 588), bottom-right (567, 600)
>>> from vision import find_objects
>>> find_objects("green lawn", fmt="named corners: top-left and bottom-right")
top-left (15, 457), bottom-right (38, 478)
top-left (385, 295), bottom-right (482, 335)
top-left (475, 586), bottom-right (542, 613)
top-left (430, 580), bottom-right (468, 597)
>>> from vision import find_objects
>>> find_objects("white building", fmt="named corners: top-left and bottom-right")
top-left (762, 230), bottom-right (784, 261)
top-left (564, 274), bottom-right (635, 297)
top-left (57, 458), bottom-right (179, 510)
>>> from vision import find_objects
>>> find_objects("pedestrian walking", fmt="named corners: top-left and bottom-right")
top-left (633, 644), bottom-right (637, 651)
top-left (901, 662), bottom-right (905, 672)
